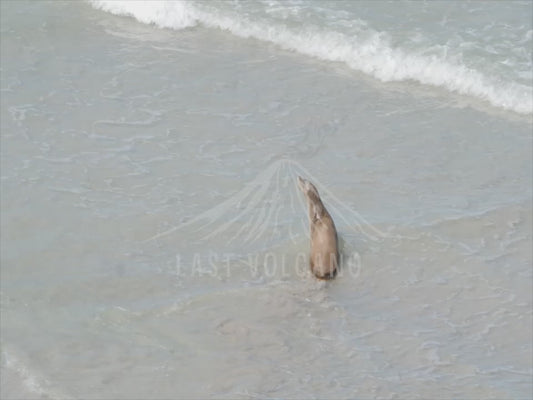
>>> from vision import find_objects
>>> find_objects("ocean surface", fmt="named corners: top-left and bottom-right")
top-left (1, 1), bottom-right (532, 399)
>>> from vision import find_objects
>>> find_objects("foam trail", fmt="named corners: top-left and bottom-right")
top-left (90, 0), bottom-right (198, 29)
top-left (89, 1), bottom-right (532, 115)
top-left (144, 159), bottom-right (389, 249)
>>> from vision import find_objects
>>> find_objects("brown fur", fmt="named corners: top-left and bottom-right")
top-left (298, 176), bottom-right (339, 280)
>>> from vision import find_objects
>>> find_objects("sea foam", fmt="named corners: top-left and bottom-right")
top-left (90, 0), bottom-right (532, 115)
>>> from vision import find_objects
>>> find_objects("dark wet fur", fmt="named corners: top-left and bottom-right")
top-left (315, 268), bottom-right (337, 280)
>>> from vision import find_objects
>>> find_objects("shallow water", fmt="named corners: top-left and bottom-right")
top-left (1, 1), bottom-right (532, 399)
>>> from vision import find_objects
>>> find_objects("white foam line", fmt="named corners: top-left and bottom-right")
top-left (89, 0), bottom-right (533, 115)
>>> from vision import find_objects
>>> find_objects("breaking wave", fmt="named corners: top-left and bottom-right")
top-left (90, 0), bottom-right (532, 115)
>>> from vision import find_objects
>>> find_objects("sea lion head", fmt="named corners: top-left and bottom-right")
top-left (297, 176), bottom-right (325, 221)
top-left (297, 176), bottom-right (319, 198)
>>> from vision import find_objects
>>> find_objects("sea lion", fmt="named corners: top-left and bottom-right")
top-left (297, 176), bottom-right (339, 280)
